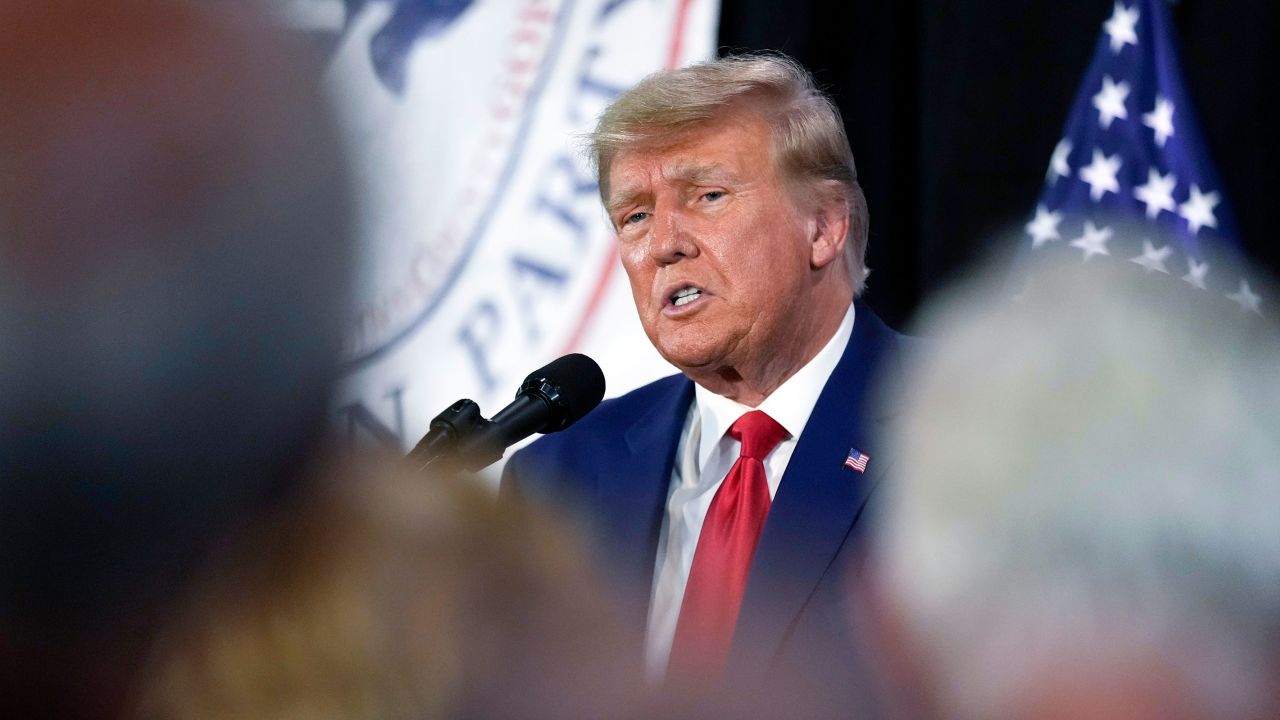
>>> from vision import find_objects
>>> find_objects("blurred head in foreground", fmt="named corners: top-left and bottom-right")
top-left (867, 253), bottom-right (1280, 719)
top-left (134, 462), bottom-right (643, 720)
top-left (0, 0), bottom-right (351, 713)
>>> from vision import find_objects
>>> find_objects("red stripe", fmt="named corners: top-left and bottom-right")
top-left (557, 0), bottom-right (697, 356)
top-left (666, 0), bottom-right (695, 69)
top-left (558, 244), bottom-right (620, 354)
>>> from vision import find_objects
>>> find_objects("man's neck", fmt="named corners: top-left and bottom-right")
top-left (690, 299), bottom-right (853, 407)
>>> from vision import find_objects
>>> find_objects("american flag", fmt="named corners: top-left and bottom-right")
top-left (844, 448), bottom-right (870, 473)
top-left (1022, 0), bottom-right (1261, 315)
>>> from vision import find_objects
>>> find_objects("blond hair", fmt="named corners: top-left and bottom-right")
top-left (590, 53), bottom-right (870, 293)
top-left (134, 457), bottom-right (640, 720)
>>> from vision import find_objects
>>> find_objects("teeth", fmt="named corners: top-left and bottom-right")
top-left (672, 287), bottom-right (702, 307)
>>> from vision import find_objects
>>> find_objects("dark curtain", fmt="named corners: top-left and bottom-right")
top-left (720, 0), bottom-right (1279, 328)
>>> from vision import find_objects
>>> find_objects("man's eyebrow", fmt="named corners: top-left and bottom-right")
top-left (605, 163), bottom-right (738, 217)
top-left (605, 187), bottom-right (646, 218)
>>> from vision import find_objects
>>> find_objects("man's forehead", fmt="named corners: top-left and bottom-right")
top-left (606, 116), bottom-right (774, 200)
top-left (613, 156), bottom-right (740, 187)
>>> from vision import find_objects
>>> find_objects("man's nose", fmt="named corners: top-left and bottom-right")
top-left (648, 209), bottom-right (698, 265)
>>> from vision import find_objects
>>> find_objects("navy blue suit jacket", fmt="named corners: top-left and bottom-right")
top-left (502, 302), bottom-right (911, 712)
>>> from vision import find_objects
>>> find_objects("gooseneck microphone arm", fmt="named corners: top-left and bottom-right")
top-left (407, 353), bottom-right (606, 474)
top-left (405, 398), bottom-right (487, 471)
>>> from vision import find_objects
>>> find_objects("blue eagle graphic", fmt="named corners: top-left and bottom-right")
top-left (344, 0), bottom-right (476, 94)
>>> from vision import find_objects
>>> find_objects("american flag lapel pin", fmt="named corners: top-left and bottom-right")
top-left (844, 447), bottom-right (870, 473)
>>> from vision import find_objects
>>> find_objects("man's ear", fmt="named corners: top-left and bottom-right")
top-left (809, 184), bottom-right (850, 270)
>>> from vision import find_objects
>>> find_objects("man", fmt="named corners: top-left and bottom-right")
top-left (504, 54), bottom-right (911, 712)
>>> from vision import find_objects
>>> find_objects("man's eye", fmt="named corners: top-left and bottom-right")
top-left (622, 211), bottom-right (648, 226)
top-left (702, 190), bottom-right (725, 201)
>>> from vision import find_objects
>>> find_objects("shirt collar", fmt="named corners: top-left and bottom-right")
top-left (693, 303), bottom-right (856, 468)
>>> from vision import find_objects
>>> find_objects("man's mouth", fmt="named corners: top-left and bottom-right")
top-left (671, 286), bottom-right (703, 307)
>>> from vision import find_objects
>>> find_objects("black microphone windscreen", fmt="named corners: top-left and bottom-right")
top-left (521, 353), bottom-right (606, 432)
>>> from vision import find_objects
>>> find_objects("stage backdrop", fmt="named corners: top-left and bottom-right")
top-left (287, 0), bottom-right (719, 474)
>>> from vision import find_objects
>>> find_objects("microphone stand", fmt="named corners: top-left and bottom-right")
top-left (406, 399), bottom-right (489, 475)
top-left (405, 353), bottom-right (604, 476)
top-left (407, 392), bottom-right (556, 474)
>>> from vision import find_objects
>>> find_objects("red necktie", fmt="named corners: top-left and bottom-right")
top-left (667, 409), bottom-right (788, 682)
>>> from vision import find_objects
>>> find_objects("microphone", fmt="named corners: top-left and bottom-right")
top-left (409, 353), bottom-right (606, 473)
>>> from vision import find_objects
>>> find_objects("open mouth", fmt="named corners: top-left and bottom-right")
top-left (670, 286), bottom-right (703, 307)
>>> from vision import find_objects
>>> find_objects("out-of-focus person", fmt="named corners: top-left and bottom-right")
top-left (132, 457), bottom-right (645, 720)
top-left (862, 253), bottom-right (1280, 719)
top-left (1, 4), bottom-right (655, 720)
top-left (0, 0), bottom-right (351, 716)
top-left (502, 53), bottom-right (913, 715)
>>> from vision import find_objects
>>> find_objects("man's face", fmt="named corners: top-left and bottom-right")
top-left (606, 111), bottom-right (838, 386)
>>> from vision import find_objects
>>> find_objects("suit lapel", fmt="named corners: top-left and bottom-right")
top-left (730, 304), bottom-right (899, 674)
top-left (594, 377), bottom-right (694, 629)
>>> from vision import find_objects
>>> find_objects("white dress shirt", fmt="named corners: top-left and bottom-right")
top-left (643, 303), bottom-right (856, 680)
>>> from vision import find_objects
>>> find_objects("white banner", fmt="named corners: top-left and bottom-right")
top-left (314, 0), bottom-right (719, 476)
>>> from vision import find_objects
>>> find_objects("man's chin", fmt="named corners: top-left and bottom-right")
top-left (657, 344), bottom-right (729, 379)
top-left (648, 323), bottom-right (742, 375)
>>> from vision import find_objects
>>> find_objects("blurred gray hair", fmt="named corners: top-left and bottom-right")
top-left (876, 257), bottom-right (1280, 717)
top-left (590, 53), bottom-right (870, 295)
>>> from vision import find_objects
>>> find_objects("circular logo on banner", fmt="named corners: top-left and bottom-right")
top-left (332, 0), bottom-right (576, 369)
top-left (324, 0), bottom-right (710, 460)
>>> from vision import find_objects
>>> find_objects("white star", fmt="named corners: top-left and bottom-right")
top-left (1183, 257), bottom-right (1210, 290)
top-left (1026, 205), bottom-right (1064, 248)
top-left (1103, 1), bottom-right (1140, 54)
top-left (1093, 75), bottom-right (1131, 129)
top-left (1226, 279), bottom-right (1263, 315)
top-left (1178, 184), bottom-right (1220, 236)
top-left (1142, 95), bottom-right (1175, 148)
top-left (1132, 167), bottom-right (1178, 219)
top-left (1047, 138), bottom-right (1073, 184)
top-left (1069, 221), bottom-right (1113, 261)
top-left (1129, 239), bottom-right (1173, 273)
top-left (1079, 149), bottom-right (1123, 201)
